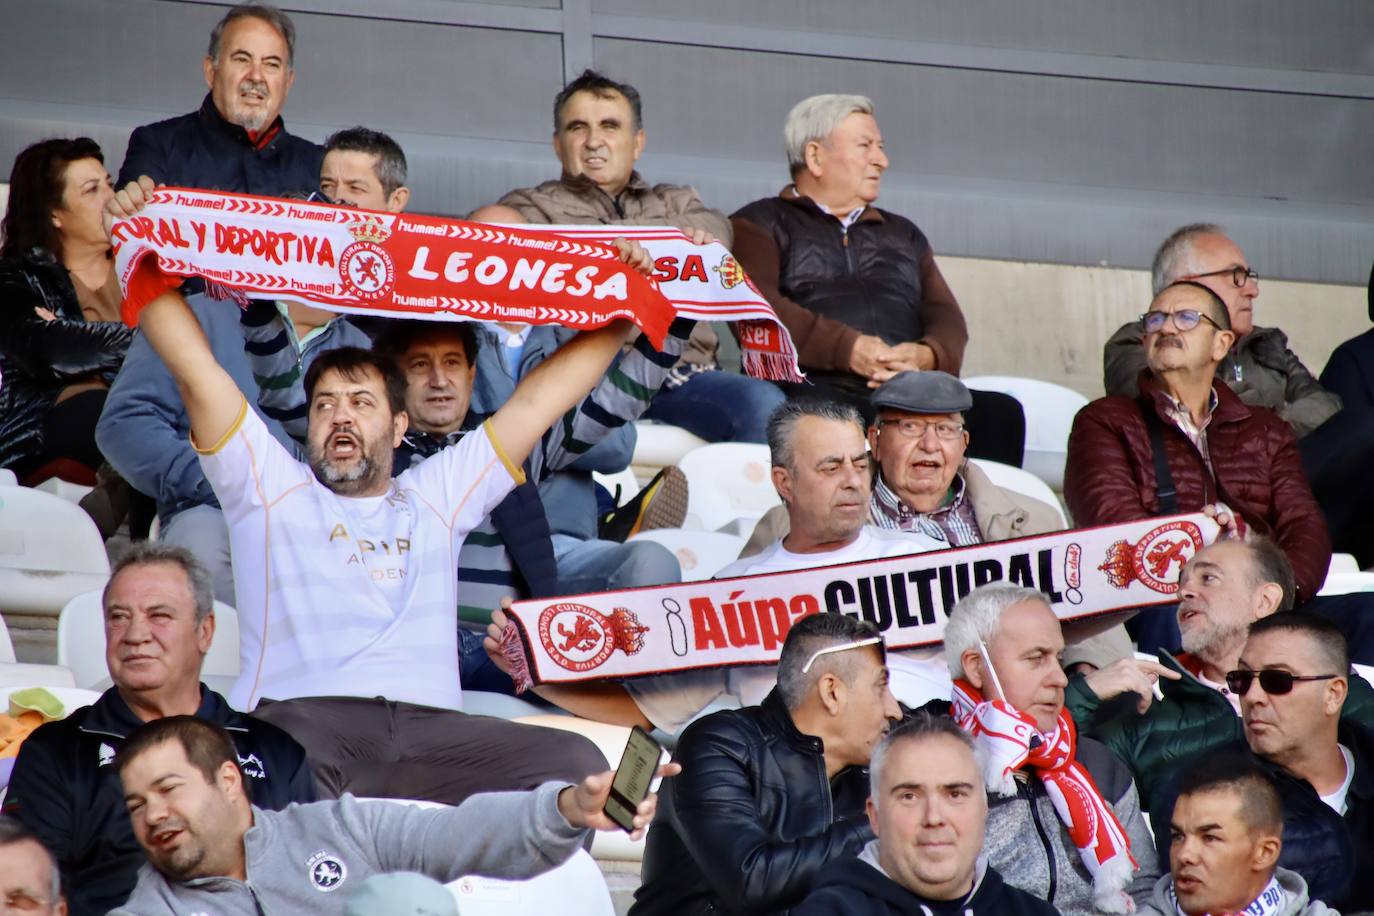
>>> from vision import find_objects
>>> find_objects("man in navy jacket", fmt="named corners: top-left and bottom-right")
top-left (116, 4), bottom-right (321, 197)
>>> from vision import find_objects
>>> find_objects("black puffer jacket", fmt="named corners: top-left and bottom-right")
top-left (0, 250), bottom-right (131, 473)
top-left (631, 689), bottom-right (873, 915)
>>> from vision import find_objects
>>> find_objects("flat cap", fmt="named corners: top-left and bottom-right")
top-left (870, 371), bottom-right (973, 415)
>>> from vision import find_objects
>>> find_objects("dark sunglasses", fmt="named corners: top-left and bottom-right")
top-left (1224, 668), bottom-right (1339, 696)
top-left (1139, 308), bottom-right (1225, 335)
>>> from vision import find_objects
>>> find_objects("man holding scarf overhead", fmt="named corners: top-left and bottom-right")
top-left (937, 583), bottom-right (1159, 915)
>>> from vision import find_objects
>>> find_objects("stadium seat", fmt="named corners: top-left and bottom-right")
top-left (627, 528), bottom-right (746, 581)
top-left (57, 590), bottom-right (241, 691)
top-left (631, 422), bottom-right (707, 479)
top-left (676, 443), bottom-right (780, 532)
top-left (34, 476), bottom-right (94, 504)
top-left (964, 376), bottom-right (1089, 491)
top-left (967, 458), bottom-right (1069, 527)
top-left (1331, 553), bottom-right (1361, 576)
top-left (0, 470), bottom-right (15, 487)
top-left (0, 663), bottom-right (76, 688)
top-left (0, 614), bottom-right (14, 663)
top-left (358, 798), bottom-right (616, 915)
top-left (1318, 572), bottom-right (1374, 597)
top-left (0, 484), bottom-right (110, 617)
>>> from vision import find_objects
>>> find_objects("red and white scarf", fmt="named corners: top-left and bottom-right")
top-left (951, 679), bottom-right (1138, 913)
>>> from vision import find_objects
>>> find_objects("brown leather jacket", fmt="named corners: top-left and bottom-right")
top-left (498, 172), bottom-right (729, 368)
top-left (1064, 373), bottom-right (1330, 601)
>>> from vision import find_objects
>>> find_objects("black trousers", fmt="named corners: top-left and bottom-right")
top-left (252, 695), bottom-right (609, 805)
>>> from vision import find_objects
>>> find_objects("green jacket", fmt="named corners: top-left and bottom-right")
top-left (1065, 651), bottom-right (1374, 813)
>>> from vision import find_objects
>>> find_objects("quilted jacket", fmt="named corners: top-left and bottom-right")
top-left (1064, 373), bottom-right (1330, 602)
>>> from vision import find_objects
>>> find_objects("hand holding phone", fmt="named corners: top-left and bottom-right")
top-left (604, 726), bottom-right (671, 832)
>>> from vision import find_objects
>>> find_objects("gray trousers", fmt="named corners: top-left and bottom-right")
top-left (252, 695), bottom-right (609, 806)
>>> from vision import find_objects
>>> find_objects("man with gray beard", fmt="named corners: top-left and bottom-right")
top-left (117, 3), bottom-right (322, 197)
top-left (1064, 538), bottom-right (1374, 814)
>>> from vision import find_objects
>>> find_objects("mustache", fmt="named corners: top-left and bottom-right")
top-left (238, 78), bottom-right (269, 97)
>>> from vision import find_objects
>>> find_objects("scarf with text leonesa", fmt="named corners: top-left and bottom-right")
top-left (109, 188), bottom-right (803, 380)
top-left (497, 514), bottom-right (1218, 692)
top-left (952, 678), bottom-right (1138, 914)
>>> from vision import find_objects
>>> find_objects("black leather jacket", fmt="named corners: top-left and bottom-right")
top-left (0, 250), bottom-right (131, 473)
top-left (631, 689), bottom-right (873, 915)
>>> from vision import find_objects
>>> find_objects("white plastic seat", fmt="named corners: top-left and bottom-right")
top-left (964, 375), bottom-right (1089, 491)
top-left (1318, 572), bottom-right (1374, 596)
top-left (0, 485), bottom-right (109, 616)
top-left (967, 458), bottom-right (1069, 527)
top-left (0, 613), bottom-right (14, 663)
top-left (1330, 553), bottom-right (1361, 576)
top-left (57, 590), bottom-right (241, 690)
top-left (358, 798), bottom-right (615, 914)
top-left (0, 663), bottom-right (76, 689)
top-left (1355, 664), bottom-right (1374, 685)
top-left (676, 443), bottom-right (780, 532)
top-left (0, 470), bottom-right (15, 486)
top-left (34, 477), bottom-right (94, 504)
top-left (631, 422), bottom-right (708, 477)
top-left (627, 528), bottom-right (747, 581)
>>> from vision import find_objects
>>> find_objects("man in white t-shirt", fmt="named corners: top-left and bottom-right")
top-left (110, 174), bottom-right (655, 804)
top-left (486, 398), bottom-right (949, 733)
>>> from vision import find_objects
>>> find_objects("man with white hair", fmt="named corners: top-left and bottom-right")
top-left (731, 94), bottom-right (1022, 464)
top-left (794, 713), bottom-right (1059, 915)
top-left (940, 583), bottom-right (1159, 915)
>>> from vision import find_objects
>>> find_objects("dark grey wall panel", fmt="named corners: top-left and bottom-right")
top-left (0, 0), bottom-right (1370, 284)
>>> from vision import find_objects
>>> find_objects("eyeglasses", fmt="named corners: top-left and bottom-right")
top-left (1188, 266), bottom-right (1259, 288)
top-left (801, 636), bottom-right (885, 674)
top-left (877, 419), bottom-right (965, 441)
top-left (1139, 309), bottom-right (1225, 335)
top-left (1224, 668), bottom-right (1340, 696)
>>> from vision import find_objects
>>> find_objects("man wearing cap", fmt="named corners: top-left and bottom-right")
top-left (743, 371), bottom-right (1062, 555)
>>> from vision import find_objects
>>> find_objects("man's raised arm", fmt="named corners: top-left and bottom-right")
top-left (107, 177), bottom-right (245, 449)
top-left (135, 290), bottom-right (247, 450)
top-left (487, 238), bottom-right (651, 466)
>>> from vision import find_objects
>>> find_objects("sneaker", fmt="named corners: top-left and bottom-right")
top-left (599, 465), bottom-right (689, 541)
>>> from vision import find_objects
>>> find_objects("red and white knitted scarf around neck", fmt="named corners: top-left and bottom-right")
top-left (951, 678), bottom-right (1139, 913)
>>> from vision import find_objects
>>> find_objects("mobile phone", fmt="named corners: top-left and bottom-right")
top-left (604, 725), bottom-right (670, 833)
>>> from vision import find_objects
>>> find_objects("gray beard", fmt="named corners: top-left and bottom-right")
top-left (1180, 619), bottom-right (1248, 666)
top-left (310, 452), bottom-right (384, 496)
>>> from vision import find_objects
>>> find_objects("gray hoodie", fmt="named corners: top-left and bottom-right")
top-left (1136, 867), bottom-right (1339, 916)
top-left (110, 782), bottom-right (587, 915)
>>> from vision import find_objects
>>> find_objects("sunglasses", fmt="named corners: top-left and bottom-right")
top-left (1139, 308), bottom-right (1225, 335)
top-left (800, 636), bottom-right (885, 674)
top-left (1224, 668), bottom-right (1340, 696)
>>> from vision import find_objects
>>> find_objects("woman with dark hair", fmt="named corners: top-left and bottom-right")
top-left (0, 138), bottom-right (136, 532)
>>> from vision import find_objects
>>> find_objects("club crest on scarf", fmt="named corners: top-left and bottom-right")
top-left (1099, 519), bottom-right (1206, 595)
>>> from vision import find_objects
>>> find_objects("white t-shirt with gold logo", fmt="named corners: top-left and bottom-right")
top-left (198, 399), bottom-right (521, 712)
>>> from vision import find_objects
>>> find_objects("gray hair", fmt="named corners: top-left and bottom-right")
top-left (208, 3), bottom-right (297, 68)
top-left (103, 542), bottom-right (215, 624)
top-left (0, 815), bottom-right (61, 906)
top-left (776, 612), bottom-right (884, 711)
top-left (1151, 222), bottom-right (1225, 294)
top-left (784, 94), bottom-right (875, 177)
top-left (766, 399), bottom-right (865, 473)
top-left (943, 584), bottom-right (1047, 679)
top-left (868, 712), bottom-right (980, 806)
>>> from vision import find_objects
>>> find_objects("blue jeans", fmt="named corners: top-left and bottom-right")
top-left (551, 533), bottom-right (681, 593)
top-left (642, 370), bottom-right (785, 444)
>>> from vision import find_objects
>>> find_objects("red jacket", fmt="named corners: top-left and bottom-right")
top-left (1064, 373), bottom-right (1330, 601)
